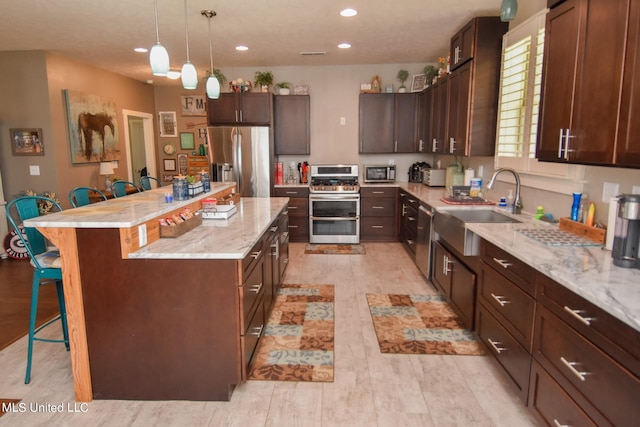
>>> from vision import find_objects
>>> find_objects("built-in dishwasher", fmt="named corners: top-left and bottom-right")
top-left (415, 204), bottom-right (434, 280)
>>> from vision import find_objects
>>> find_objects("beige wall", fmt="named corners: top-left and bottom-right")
top-left (0, 51), bottom-right (156, 209)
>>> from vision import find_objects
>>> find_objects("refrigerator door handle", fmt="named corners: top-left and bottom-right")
top-left (234, 129), bottom-right (242, 194)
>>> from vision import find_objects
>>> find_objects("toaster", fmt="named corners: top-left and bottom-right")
top-left (422, 169), bottom-right (446, 187)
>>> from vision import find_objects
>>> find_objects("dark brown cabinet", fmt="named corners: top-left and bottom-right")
top-left (274, 95), bottom-right (310, 155)
top-left (432, 241), bottom-right (475, 330)
top-left (430, 77), bottom-right (449, 154)
top-left (537, 0), bottom-right (632, 166)
top-left (208, 92), bottom-right (272, 125)
top-left (417, 88), bottom-right (433, 153)
top-left (274, 187), bottom-right (309, 242)
top-left (359, 93), bottom-right (418, 153)
top-left (399, 190), bottom-right (419, 255)
top-left (450, 19), bottom-right (475, 70)
top-left (360, 187), bottom-right (398, 242)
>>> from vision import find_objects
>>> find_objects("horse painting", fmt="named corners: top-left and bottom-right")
top-left (77, 112), bottom-right (115, 161)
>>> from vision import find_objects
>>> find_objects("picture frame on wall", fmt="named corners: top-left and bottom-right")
top-left (411, 74), bottom-right (427, 92)
top-left (180, 95), bottom-right (207, 116)
top-left (159, 111), bottom-right (177, 137)
top-left (10, 128), bottom-right (44, 156)
top-left (163, 159), bottom-right (176, 171)
top-left (180, 132), bottom-right (195, 150)
top-left (177, 153), bottom-right (188, 175)
top-left (162, 173), bottom-right (175, 183)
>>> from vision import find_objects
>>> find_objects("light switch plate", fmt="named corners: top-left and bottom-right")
top-left (602, 182), bottom-right (619, 202)
top-left (29, 165), bottom-right (40, 176)
top-left (138, 224), bottom-right (147, 247)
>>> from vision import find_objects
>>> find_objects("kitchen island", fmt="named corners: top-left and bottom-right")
top-left (24, 183), bottom-right (289, 402)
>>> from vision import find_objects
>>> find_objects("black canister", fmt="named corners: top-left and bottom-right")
top-left (173, 176), bottom-right (189, 201)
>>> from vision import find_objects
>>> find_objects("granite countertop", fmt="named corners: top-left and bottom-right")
top-left (24, 182), bottom-right (237, 229)
top-left (396, 182), bottom-right (640, 332)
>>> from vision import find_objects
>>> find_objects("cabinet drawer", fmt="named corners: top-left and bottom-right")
top-left (360, 187), bottom-right (397, 198)
top-left (361, 217), bottom-right (396, 240)
top-left (476, 303), bottom-right (531, 403)
top-left (241, 239), bottom-right (264, 276)
top-left (285, 197), bottom-right (309, 216)
top-left (287, 216), bottom-right (309, 242)
top-left (241, 256), bottom-right (264, 333)
top-left (480, 240), bottom-right (536, 296)
top-left (528, 360), bottom-right (598, 427)
top-left (533, 305), bottom-right (640, 426)
top-left (243, 298), bottom-right (265, 372)
top-left (361, 197), bottom-right (396, 216)
top-left (274, 187), bottom-right (309, 198)
top-left (478, 260), bottom-right (535, 350)
top-left (536, 274), bottom-right (640, 377)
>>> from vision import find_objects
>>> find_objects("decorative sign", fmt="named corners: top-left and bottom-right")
top-left (3, 227), bottom-right (29, 260)
top-left (181, 95), bottom-right (207, 116)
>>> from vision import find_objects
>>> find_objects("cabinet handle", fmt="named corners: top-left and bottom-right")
top-left (394, 141), bottom-right (398, 152)
top-left (455, 46), bottom-right (460, 63)
top-left (487, 339), bottom-right (506, 354)
top-left (407, 199), bottom-right (417, 204)
top-left (564, 129), bottom-right (576, 159)
top-left (490, 293), bottom-right (510, 307)
top-left (407, 239), bottom-right (414, 245)
top-left (371, 225), bottom-right (384, 229)
top-left (443, 255), bottom-right (452, 275)
top-left (250, 324), bottom-right (264, 337)
top-left (249, 282), bottom-right (263, 294)
top-left (372, 191), bottom-right (385, 194)
top-left (407, 216), bottom-right (417, 222)
top-left (432, 138), bottom-right (438, 152)
top-left (271, 241), bottom-right (280, 259)
top-left (372, 206), bottom-right (385, 209)
top-left (492, 257), bottom-right (512, 268)
top-left (557, 128), bottom-right (565, 159)
top-left (560, 356), bottom-right (589, 382)
top-left (553, 420), bottom-right (569, 427)
top-left (449, 137), bottom-right (456, 154)
top-left (563, 306), bottom-right (593, 326)
top-left (283, 258), bottom-right (289, 265)
top-left (289, 225), bottom-right (298, 229)
top-left (419, 139), bottom-right (424, 152)
top-left (282, 231), bottom-right (289, 238)
top-left (288, 206), bottom-right (298, 210)
top-left (285, 191), bottom-right (298, 194)
top-left (235, 110), bottom-right (239, 122)
top-left (270, 226), bottom-right (278, 232)
top-left (240, 110), bottom-right (243, 122)
top-left (250, 250), bottom-right (262, 259)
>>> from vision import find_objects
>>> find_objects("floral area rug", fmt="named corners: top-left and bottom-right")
top-left (248, 284), bottom-right (334, 382)
top-left (304, 244), bottom-right (366, 255)
top-left (366, 294), bottom-right (485, 355)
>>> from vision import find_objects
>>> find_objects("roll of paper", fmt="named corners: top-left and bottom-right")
top-left (464, 168), bottom-right (475, 186)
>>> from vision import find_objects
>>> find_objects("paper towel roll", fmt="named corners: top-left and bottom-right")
top-left (606, 196), bottom-right (618, 250)
top-left (464, 168), bottom-right (475, 186)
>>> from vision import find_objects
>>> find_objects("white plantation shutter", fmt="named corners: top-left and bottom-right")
top-left (528, 27), bottom-right (545, 159)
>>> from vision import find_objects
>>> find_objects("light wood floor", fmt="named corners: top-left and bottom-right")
top-left (0, 243), bottom-right (538, 426)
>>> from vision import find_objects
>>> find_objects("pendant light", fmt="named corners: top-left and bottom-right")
top-left (149, 0), bottom-right (170, 76)
top-left (181, 0), bottom-right (198, 90)
top-left (500, 0), bottom-right (518, 22)
top-left (202, 10), bottom-right (220, 99)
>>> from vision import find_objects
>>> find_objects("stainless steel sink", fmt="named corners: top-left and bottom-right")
top-left (434, 209), bottom-right (521, 256)
top-left (447, 209), bottom-right (522, 224)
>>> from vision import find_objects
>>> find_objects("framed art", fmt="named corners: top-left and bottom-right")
top-left (10, 128), bottom-right (44, 156)
top-left (180, 132), bottom-right (195, 150)
top-left (180, 95), bottom-right (207, 116)
top-left (164, 159), bottom-right (176, 171)
top-left (162, 173), bottom-right (175, 183)
top-left (64, 89), bottom-right (120, 163)
top-left (159, 111), bottom-right (177, 137)
top-left (411, 74), bottom-right (427, 92)
top-left (177, 153), bottom-right (188, 175)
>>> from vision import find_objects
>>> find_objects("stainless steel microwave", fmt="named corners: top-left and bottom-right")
top-left (363, 165), bottom-right (396, 183)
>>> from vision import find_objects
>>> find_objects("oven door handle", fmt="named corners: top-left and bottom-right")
top-left (309, 195), bottom-right (360, 200)
top-left (310, 216), bottom-right (359, 221)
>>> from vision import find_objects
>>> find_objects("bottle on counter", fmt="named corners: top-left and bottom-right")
top-left (571, 192), bottom-right (582, 222)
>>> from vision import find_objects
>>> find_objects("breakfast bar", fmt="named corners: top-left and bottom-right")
top-left (23, 183), bottom-right (289, 402)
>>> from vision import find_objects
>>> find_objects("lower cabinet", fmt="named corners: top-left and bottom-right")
top-left (432, 241), bottom-right (475, 330)
top-left (399, 190), bottom-right (419, 255)
top-left (274, 186), bottom-right (309, 241)
top-left (360, 186), bottom-right (398, 241)
top-left (240, 237), bottom-right (266, 371)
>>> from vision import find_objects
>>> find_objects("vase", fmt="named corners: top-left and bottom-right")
top-left (398, 87), bottom-right (406, 93)
top-left (261, 85), bottom-right (269, 93)
top-left (278, 88), bottom-right (291, 95)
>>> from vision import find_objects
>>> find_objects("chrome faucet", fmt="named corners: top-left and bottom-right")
top-left (487, 168), bottom-right (523, 214)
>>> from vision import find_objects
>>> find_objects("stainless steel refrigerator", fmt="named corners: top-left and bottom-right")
top-left (207, 127), bottom-right (271, 197)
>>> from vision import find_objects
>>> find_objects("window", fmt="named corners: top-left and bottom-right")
top-left (495, 9), bottom-right (585, 194)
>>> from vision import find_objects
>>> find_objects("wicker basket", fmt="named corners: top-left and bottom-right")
top-left (159, 214), bottom-right (203, 238)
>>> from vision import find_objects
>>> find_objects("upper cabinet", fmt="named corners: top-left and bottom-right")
top-left (537, 0), bottom-right (638, 168)
top-left (274, 95), bottom-right (310, 155)
top-left (208, 92), bottom-right (272, 126)
top-left (444, 16), bottom-right (508, 156)
top-left (359, 93), bottom-right (418, 153)
top-left (450, 19), bottom-right (476, 71)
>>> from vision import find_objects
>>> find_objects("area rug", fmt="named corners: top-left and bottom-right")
top-left (248, 284), bottom-right (334, 382)
top-left (304, 244), bottom-right (366, 255)
top-left (366, 294), bottom-right (484, 355)
top-left (0, 399), bottom-right (21, 417)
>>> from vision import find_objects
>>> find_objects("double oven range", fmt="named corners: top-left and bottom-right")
top-left (308, 165), bottom-right (360, 244)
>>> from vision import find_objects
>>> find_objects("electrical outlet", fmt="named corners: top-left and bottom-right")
top-left (632, 186), bottom-right (640, 195)
top-left (138, 224), bottom-right (147, 247)
top-left (388, 159), bottom-right (395, 165)
top-left (340, 117), bottom-right (346, 125)
top-left (29, 165), bottom-right (40, 176)
top-left (602, 182), bottom-right (619, 202)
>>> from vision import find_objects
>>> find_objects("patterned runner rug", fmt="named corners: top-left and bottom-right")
top-left (248, 284), bottom-right (334, 382)
top-left (366, 294), bottom-right (485, 355)
top-left (304, 244), bottom-right (365, 255)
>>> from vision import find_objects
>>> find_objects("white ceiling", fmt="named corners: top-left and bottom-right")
top-left (0, 0), bottom-right (503, 86)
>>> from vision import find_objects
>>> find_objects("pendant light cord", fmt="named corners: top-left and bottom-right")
top-left (184, 0), bottom-right (190, 62)
top-left (207, 14), bottom-right (214, 72)
top-left (154, 0), bottom-right (161, 43)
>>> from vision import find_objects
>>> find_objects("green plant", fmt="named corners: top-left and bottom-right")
top-left (254, 71), bottom-right (274, 87)
top-left (186, 175), bottom-right (198, 184)
top-left (423, 65), bottom-right (437, 83)
top-left (274, 82), bottom-right (291, 90)
top-left (397, 69), bottom-right (409, 87)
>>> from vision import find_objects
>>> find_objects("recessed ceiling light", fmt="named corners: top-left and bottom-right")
top-left (338, 43), bottom-right (351, 49)
top-left (340, 8), bottom-right (357, 17)
top-left (166, 70), bottom-right (181, 80)
top-left (134, 47), bottom-right (148, 53)
top-left (235, 45), bottom-right (249, 51)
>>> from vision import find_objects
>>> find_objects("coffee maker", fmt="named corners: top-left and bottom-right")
top-left (409, 162), bottom-right (430, 183)
top-left (612, 194), bottom-right (640, 269)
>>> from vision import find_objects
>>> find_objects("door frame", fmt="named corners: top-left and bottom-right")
top-left (122, 110), bottom-right (156, 182)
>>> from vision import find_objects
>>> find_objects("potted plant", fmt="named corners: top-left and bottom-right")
top-left (254, 71), bottom-right (274, 93)
top-left (397, 69), bottom-right (409, 93)
top-left (274, 82), bottom-right (292, 95)
top-left (423, 65), bottom-right (438, 85)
